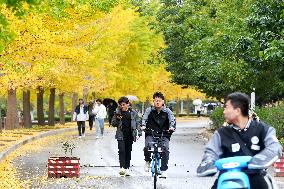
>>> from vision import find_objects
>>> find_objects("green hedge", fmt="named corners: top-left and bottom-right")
top-left (255, 105), bottom-right (284, 139)
top-left (209, 107), bottom-right (224, 130)
top-left (209, 105), bottom-right (284, 139)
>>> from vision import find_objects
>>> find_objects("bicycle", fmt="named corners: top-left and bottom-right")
top-left (145, 129), bottom-right (168, 189)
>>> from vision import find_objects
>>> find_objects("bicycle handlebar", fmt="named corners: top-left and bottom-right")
top-left (143, 128), bottom-right (172, 140)
top-left (143, 128), bottom-right (172, 133)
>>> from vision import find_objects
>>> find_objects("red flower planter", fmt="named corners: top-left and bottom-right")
top-left (48, 156), bottom-right (80, 178)
top-left (274, 156), bottom-right (284, 177)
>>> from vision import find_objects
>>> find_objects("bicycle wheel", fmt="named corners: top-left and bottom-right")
top-left (154, 158), bottom-right (158, 189)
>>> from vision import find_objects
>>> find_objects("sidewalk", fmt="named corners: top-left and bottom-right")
top-left (1, 118), bottom-right (213, 188)
top-left (0, 123), bottom-right (77, 188)
top-left (0, 123), bottom-right (75, 162)
top-left (176, 116), bottom-right (209, 122)
top-left (275, 177), bottom-right (284, 189)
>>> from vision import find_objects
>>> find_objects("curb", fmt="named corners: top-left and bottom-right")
top-left (0, 127), bottom-right (76, 163)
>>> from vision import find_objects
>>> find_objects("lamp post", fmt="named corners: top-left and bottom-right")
top-left (251, 88), bottom-right (256, 112)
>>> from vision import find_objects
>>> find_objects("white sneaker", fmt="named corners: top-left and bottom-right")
top-left (119, 168), bottom-right (125, 176)
top-left (159, 171), bottom-right (167, 178)
top-left (96, 136), bottom-right (100, 139)
top-left (82, 133), bottom-right (86, 137)
top-left (125, 169), bottom-right (131, 176)
top-left (144, 161), bottom-right (151, 172)
top-left (78, 136), bottom-right (82, 139)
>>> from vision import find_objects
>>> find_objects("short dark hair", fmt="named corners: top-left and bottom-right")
top-left (226, 92), bottom-right (250, 116)
top-left (96, 98), bottom-right (102, 103)
top-left (118, 96), bottom-right (129, 105)
top-left (153, 92), bottom-right (165, 100)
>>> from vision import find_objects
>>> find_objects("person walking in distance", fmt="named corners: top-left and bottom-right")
top-left (193, 97), bottom-right (202, 117)
top-left (93, 99), bottom-right (107, 139)
top-left (88, 100), bottom-right (95, 130)
top-left (73, 98), bottom-right (88, 139)
top-left (112, 96), bottom-right (141, 176)
top-left (107, 101), bottom-right (117, 127)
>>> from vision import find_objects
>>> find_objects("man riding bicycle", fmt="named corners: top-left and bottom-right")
top-left (141, 92), bottom-right (176, 178)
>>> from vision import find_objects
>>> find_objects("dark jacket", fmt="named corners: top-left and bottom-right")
top-left (196, 119), bottom-right (282, 177)
top-left (75, 104), bottom-right (88, 114)
top-left (88, 103), bottom-right (94, 116)
top-left (111, 108), bottom-right (142, 141)
top-left (142, 106), bottom-right (176, 138)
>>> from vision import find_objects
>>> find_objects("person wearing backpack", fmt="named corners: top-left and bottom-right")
top-left (141, 92), bottom-right (176, 178)
top-left (196, 92), bottom-right (282, 189)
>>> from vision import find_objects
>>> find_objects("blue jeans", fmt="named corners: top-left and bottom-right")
top-left (95, 118), bottom-right (105, 137)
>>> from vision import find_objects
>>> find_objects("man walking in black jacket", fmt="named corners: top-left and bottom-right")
top-left (141, 92), bottom-right (176, 178)
top-left (112, 96), bottom-right (141, 176)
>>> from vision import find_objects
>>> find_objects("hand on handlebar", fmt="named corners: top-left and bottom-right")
top-left (141, 127), bottom-right (173, 133)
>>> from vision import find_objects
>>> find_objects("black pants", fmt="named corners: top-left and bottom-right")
top-left (77, 121), bottom-right (85, 136)
top-left (89, 115), bottom-right (95, 130)
top-left (197, 110), bottom-right (201, 117)
top-left (118, 138), bottom-right (133, 169)
top-left (144, 136), bottom-right (170, 171)
top-left (108, 114), bottom-right (114, 126)
top-left (211, 173), bottom-right (268, 189)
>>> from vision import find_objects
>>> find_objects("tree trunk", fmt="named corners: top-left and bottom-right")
top-left (145, 97), bottom-right (151, 110)
top-left (48, 88), bottom-right (56, 126)
top-left (0, 104), bottom-right (2, 133)
top-left (71, 93), bottom-right (78, 117)
top-left (23, 90), bottom-right (32, 128)
top-left (59, 92), bottom-right (65, 125)
top-left (83, 87), bottom-right (89, 103)
top-left (6, 89), bottom-right (18, 130)
top-left (0, 117), bottom-right (1, 133)
top-left (37, 87), bottom-right (45, 126)
top-left (175, 98), bottom-right (180, 117)
top-left (91, 91), bottom-right (96, 100)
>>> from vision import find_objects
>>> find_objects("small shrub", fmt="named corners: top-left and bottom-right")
top-left (279, 138), bottom-right (284, 147)
top-left (62, 141), bottom-right (76, 156)
top-left (209, 107), bottom-right (224, 130)
top-left (255, 105), bottom-right (284, 139)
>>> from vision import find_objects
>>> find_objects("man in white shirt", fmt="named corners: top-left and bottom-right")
top-left (73, 98), bottom-right (88, 138)
top-left (93, 99), bottom-right (107, 139)
top-left (193, 98), bottom-right (202, 117)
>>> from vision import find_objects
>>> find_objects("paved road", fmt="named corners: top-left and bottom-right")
top-left (13, 118), bottom-right (217, 189)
